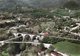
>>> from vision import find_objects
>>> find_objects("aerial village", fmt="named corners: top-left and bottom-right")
top-left (0, 0), bottom-right (80, 56)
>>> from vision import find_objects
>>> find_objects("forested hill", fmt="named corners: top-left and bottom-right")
top-left (0, 0), bottom-right (80, 9)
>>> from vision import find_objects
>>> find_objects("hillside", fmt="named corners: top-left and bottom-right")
top-left (0, 0), bottom-right (80, 10)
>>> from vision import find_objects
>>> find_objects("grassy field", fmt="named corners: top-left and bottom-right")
top-left (54, 41), bottom-right (80, 56)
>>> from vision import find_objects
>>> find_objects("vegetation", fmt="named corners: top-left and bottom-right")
top-left (0, 29), bottom-right (8, 40)
top-left (0, 49), bottom-right (9, 56)
top-left (42, 37), bottom-right (65, 44)
top-left (73, 11), bottom-right (80, 17)
top-left (54, 41), bottom-right (80, 56)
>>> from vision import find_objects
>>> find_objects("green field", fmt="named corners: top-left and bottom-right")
top-left (54, 41), bottom-right (80, 56)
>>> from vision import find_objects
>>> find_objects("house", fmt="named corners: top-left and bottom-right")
top-left (62, 16), bottom-right (70, 19)
top-left (40, 32), bottom-right (49, 36)
top-left (43, 43), bottom-right (52, 49)
top-left (0, 41), bottom-right (5, 47)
